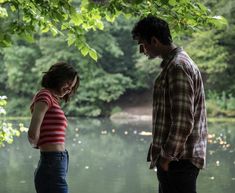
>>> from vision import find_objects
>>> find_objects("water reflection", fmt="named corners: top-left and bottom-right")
top-left (0, 119), bottom-right (235, 193)
top-left (198, 122), bottom-right (235, 193)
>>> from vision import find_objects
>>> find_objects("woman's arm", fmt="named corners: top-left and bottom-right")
top-left (28, 101), bottom-right (49, 148)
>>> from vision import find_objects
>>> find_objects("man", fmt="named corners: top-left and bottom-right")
top-left (132, 16), bottom-right (207, 193)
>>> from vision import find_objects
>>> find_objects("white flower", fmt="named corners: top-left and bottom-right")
top-left (0, 96), bottom-right (7, 100)
top-left (0, 107), bottom-right (6, 115)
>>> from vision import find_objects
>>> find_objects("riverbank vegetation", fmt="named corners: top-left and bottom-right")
top-left (0, 0), bottom-right (234, 118)
top-left (0, 96), bottom-right (27, 147)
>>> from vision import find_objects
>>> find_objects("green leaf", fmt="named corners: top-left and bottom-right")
top-left (21, 33), bottom-right (35, 43)
top-left (76, 40), bottom-right (84, 50)
top-left (89, 48), bottom-right (98, 61)
top-left (197, 2), bottom-right (208, 13)
top-left (0, 34), bottom-right (11, 47)
top-left (23, 15), bottom-right (31, 22)
top-left (0, 100), bottom-right (7, 106)
top-left (209, 16), bottom-right (228, 29)
top-left (168, 0), bottom-right (176, 6)
top-left (105, 14), bottom-right (116, 22)
top-left (70, 13), bottom-right (83, 26)
top-left (10, 5), bottom-right (16, 12)
top-left (61, 23), bottom-right (70, 30)
top-left (41, 27), bottom-right (50, 33)
top-left (179, 0), bottom-right (189, 3)
top-left (96, 20), bottom-right (104, 30)
top-left (0, 7), bottom-right (8, 17)
top-left (92, 11), bottom-right (101, 20)
top-left (186, 18), bottom-right (197, 26)
top-left (50, 27), bottom-right (58, 36)
top-left (81, 46), bottom-right (89, 56)
top-left (54, 12), bottom-right (64, 21)
top-left (67, 35), bottom-right (76, 46)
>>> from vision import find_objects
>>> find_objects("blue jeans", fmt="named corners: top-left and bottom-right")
top-left (157, 160), bottom-right (199, 193)
top-left (34, 150), bottom-right (69, 193)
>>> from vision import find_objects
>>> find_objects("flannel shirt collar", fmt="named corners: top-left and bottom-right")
top-left (160, 47), bottom-right (183, 69)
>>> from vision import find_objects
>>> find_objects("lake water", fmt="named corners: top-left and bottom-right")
top-left (0, 118), bottom-right (235, 193)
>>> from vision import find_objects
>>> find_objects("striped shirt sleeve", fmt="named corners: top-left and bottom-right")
top-left (34, 90), bottom-right (53, 108)
top-left (161, 64), bottom-right (194, 160)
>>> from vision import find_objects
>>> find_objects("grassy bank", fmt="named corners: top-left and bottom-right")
top-left (2, 116), bottom-right (235, 123)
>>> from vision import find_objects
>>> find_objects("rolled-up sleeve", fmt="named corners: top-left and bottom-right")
top-left (161, 64), bottom-right (194, 161)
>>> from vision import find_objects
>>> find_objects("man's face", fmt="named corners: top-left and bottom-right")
top-left (137, 37), bottom-right (160, 59)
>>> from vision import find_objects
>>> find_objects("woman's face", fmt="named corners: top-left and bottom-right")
top-left (58, 76), bottom-right (78, 98)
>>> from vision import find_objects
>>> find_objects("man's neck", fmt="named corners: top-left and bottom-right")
top-left (161, 44), bottom-right (177, 60)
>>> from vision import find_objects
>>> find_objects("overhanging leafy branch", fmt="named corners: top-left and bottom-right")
top-left (0, 0), bottom-right (227, 60)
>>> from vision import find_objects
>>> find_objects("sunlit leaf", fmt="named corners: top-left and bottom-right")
top-left (0, 7), bottom-right (8, 17)
top-left (168, 0), bottom-right (176, 6)
top-left (209, 16), bottom-right (228, 29)
top-left (0, 0), bottom-right (228, 60)
top-left (67, 35), bottom-right (76, 46)
top-left (71, 13), bottom-right (83, 26)
top-left (0, 100), bottom-right (7, 106)
top-left (41, 27), bottom-right (50, 33)
top-left (179, 0), bottom-right (189, 3)
top-left (105, 14), bottom-right (116, 22)
top-left (10, 5), bottom-right (16, 12)
top-left (96, 20), bottom-right (104, 30)
top-left (51, 27), bottom-right (58, 36)
top-left (81, 46), bottom-right (89, 56)
top-left (0, 97), bottom-right (25, 147)
top-left (89, 48), bottom-right (98, 61)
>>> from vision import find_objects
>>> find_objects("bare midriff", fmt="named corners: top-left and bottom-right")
top-left (39, 143), bottom-right (65, 152)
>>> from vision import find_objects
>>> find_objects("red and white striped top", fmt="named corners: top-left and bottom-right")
top-left (30, 89), bottom-right (68, 147)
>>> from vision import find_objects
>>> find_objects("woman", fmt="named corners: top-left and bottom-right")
top-left (28, 61), bottom-right (79, 193)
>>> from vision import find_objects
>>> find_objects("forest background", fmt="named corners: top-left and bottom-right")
top-left (0, 0), bottom-right (234, 120)
top-left (0, 2), bottom-right (235, 192)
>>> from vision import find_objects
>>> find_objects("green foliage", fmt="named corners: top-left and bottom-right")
top-left (133, 55), bottom-right (162, 89)
top-left (92, 0), bottom-right (227, 37)
top-left (0, 96), bottom-right (27, 147)
top-left (36, 34), bottom-right (133, 117)
top-left (71, 66), bottom-right (133, 117)
top-left (172, 0), bottom-right (235, 118)
top-left (0, 0), bottom-right (227, 59)
top-left (181, 30), bottom-right (228, 73)
top-left (0, 28), bottom-right (133, 117)
top-left (197, 0), bottom-right (235, 94)
top-left (0, 0), bottom-right (234, 118)
top-left (0, 0), bottom-right (102, 59)
top-left (3, 43), bottom-right (40, 94)
top-left (5, 97), bottom-right (31, 116)
top-left (110, 106), bottom-right (122, 115)
top-left (206, 91), bottom-right (235, 117)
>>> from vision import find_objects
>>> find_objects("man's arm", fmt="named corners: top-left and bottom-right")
top-left (160, 64), bottom-right (194, 170)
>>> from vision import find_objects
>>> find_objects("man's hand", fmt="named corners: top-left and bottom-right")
top-left (159, 157), bottom-right (170, 171)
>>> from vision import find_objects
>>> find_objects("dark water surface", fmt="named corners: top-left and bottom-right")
top-left (0, 118), bottom-right (235, 193)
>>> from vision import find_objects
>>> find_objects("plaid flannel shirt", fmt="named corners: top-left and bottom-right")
top-left (148, 47), bottom-right (207, 169)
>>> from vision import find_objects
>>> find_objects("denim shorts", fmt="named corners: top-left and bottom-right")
top-left (34, 150), bottom-right (69, 193)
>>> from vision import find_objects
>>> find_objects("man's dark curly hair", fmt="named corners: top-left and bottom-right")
top-left (132, 16), bottom-right (173, 45)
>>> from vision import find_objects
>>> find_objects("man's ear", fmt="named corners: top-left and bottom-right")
top-left (151, 37), bottom-right (159, 46)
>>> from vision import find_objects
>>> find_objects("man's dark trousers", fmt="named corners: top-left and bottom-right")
top-left (157, 160), bottom-right (200, 193)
